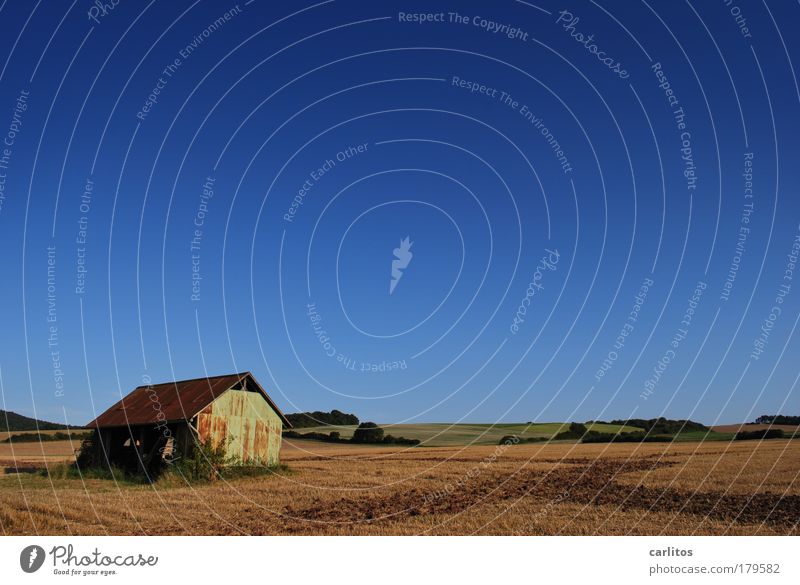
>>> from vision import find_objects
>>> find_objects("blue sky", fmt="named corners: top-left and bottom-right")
top-left (0, 0), bottom-right (798, 426)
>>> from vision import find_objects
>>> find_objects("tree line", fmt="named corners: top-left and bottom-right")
top-left (752, 415), bottom-right (799, 425)
top-left (284, 409), bottom-right (359, 428)
top-left (284, 422), bottom-right (420, 446)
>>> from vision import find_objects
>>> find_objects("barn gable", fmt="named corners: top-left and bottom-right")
top-left (197, 388), bottom-right (284, 465)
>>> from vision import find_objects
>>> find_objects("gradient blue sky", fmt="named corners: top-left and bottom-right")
top-left (0, 0), bottom-right (798, 426)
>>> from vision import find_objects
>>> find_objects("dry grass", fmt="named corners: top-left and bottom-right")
top-left (0, 438), bottom-right (797, 535)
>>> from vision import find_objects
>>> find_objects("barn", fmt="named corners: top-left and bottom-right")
top-left (85, 372), bottom-right (291, 474)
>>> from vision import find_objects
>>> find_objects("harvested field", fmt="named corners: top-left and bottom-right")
top-left (0, 439), bottom-right (79, 474)
top-left (0, 429), bottom-right (81, 442)
top-left (0, 438), bottom-right (797, 535)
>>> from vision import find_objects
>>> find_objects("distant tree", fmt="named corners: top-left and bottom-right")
top-left (581, 432), bottom-right (671, 444)
top-left (569, 422), bottom-right (587, 435)
top-left (609, 418), bottom-right (708, 434)
top-left (284, 410), bottom-right (359, 428)
top-left (352, 422), bottom-right (384, 444)
top-left (735, 429), bottom-right (785, 441)
top-left (283, 430), bottom-right (347, 443)
top-left (329, 410), bottom-right (358, 425)
top-left (754, 415), bottom-right (800, 425)
top-left (553, 422), bottom-right (588, 441)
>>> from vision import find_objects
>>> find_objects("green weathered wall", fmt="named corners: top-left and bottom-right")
top-left (196, 389), bottom-right (283, 465)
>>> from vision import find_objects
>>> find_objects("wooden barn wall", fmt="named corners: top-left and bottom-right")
top-left (195, 389), bottom-right (283, 465)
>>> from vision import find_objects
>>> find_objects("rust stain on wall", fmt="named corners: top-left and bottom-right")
top-left (195, 388), bottom-right (282, 464)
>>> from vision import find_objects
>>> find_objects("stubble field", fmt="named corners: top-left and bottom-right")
top-left (0, 437), bottom-right (797, 535)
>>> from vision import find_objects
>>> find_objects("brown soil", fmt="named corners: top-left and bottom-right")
top-left (281, 456), bottom-right (799, 532)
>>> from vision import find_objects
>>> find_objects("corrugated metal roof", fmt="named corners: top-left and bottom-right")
top-left (86, 372), bottom-right (291, 428)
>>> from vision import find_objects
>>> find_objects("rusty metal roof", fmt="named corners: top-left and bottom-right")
top-left (86, 372), bottom-right (291, 429)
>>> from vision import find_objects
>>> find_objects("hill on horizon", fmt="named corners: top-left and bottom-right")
top-left (0, 409), bottom-right (78, 432)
